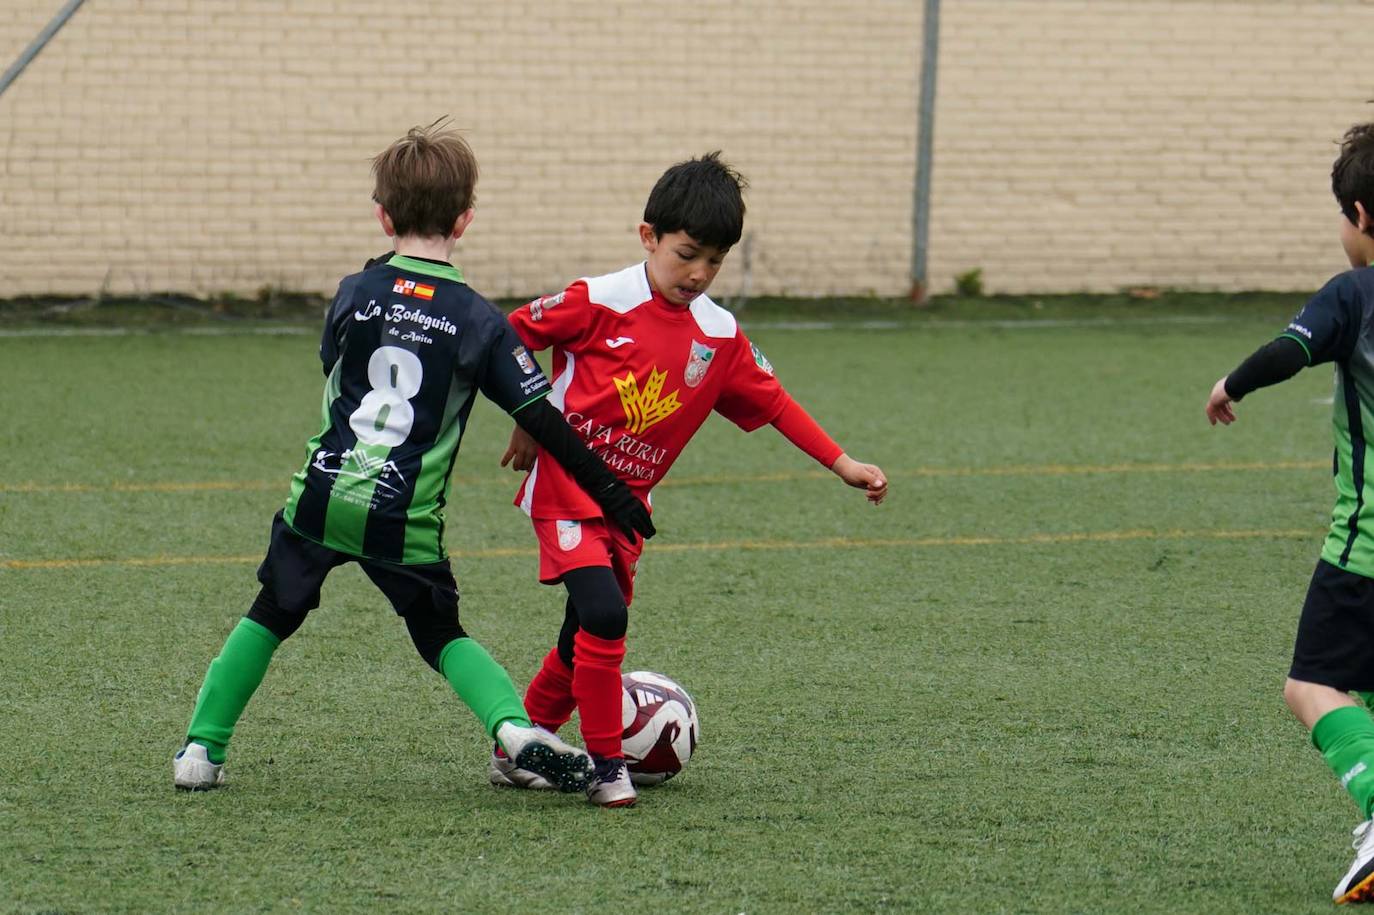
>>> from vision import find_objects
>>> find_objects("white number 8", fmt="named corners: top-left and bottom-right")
top-left (349, 346), bottom-right (423, 447)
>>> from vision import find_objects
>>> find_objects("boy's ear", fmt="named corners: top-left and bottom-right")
top-left (375, 203), bottom-right (396, 238)
top-left (638, 222), bottom-right (658, 253)
top-left (1358, 201), bottom-right (1374, 235)
top-left (451, 208), bottom-right (476, 240)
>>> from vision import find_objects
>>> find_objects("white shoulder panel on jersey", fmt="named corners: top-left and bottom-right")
top-left (583, 264), bottom-right (653, 314)
top-left (582, 262), bottom-right (737, 338)
top-left (688, 294), bottom-right (737, 339)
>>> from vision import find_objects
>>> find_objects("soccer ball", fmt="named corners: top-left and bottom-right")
top-left (621, 670), bottom-right (699, 786)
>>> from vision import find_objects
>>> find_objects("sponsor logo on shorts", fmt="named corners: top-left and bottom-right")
top-left (557, 519), bottom-right (582, 551)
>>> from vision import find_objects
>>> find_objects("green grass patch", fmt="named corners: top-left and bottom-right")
top-left (0, 300), bottom-right (1355, 912)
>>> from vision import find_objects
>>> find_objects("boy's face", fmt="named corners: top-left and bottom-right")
top-left (639, 226), bottom-right (729, 306)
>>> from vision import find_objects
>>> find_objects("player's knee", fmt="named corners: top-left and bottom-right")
top-left (562, 567), bottom-right (627, 640)
top-left (246, 588), bottom-right (306, 641)
top-left (577, 600), bottom-right (627, 640)
top-left (1283, 677), bottom-right (1310, 714)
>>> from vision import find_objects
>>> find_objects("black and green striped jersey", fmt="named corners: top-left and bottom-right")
top-left (282, 254), bottom-right (551, 564)
top-left (1281, 268), bottom-right (1374, 578)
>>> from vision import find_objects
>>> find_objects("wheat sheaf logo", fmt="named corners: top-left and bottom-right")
top-left (615, 367), bottom-right (682, 435)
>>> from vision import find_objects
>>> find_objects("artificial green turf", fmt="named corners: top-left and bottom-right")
top-left (0, 298), bottom-right (1359, 912)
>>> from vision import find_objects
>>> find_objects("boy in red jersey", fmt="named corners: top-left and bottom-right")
top-left (490, 152), bottom-right (888, 807)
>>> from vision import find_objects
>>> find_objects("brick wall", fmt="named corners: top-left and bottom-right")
top-left (0, 0), bottom-right (1369, 299)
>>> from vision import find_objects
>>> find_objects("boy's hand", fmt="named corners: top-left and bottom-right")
top-left (832, 454), bottom-right (888, 505)
top-left (501, 426), bottom-right (539, 471)
top-left (594, 480), bottom-right (656, 544)
top-left (1205, 376), bottom-right (1238, 426)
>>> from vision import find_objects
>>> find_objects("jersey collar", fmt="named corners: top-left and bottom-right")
top-left (387, 254), bottom-right (464, 284)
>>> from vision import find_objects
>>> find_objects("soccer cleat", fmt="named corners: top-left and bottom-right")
top-left (586, 755), bottom-right (637, 808)
top-left (173, 743), bottom-right (224, 791)
top-left (1336, 820), bottom-right (1374, 903)
top-left (488, 745), bottom-right (555, 790)
top-left (494, 722), bottom-right (592, 794)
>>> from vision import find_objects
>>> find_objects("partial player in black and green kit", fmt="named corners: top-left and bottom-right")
top-left (1206, 123), bottom-right (1374, 904)
top-left (173, 121), bottom-right (653, 796)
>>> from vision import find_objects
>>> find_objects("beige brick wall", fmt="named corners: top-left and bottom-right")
top-left (0, 0), bottom-right (1370, 299)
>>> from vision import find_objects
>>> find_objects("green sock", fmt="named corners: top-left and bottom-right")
top-left (437, 638), bottom-right (531, 738)
top-left (185, 618), bottom-right (281, 763)
top-left (1314, 705), bottom-right (1374, 819)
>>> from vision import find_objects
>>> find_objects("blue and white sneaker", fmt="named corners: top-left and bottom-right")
top-left (173, 743), bottom-right (224, 791)
top-left (494, 722), bottom-right (591, 794)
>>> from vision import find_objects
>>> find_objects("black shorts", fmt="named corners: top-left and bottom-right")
top-left (256, 511), bottom-right (458, 619)
top-left (1290, 559), bottom-right (1374, 691)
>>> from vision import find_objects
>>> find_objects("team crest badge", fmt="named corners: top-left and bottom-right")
top-left (512, 346), bottom-right (537, 375)
top-left (684, 340), bottom-right (716, 388)
top-left (557, 519), bottom-right (582, 551)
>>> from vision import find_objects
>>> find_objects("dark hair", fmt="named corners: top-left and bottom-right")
top-left (371, 119), bottom-right (478, 238)
top-left (1333, 123), bottom-right (1374, 234)
top-left (643, 151), bottom-right (748, 249)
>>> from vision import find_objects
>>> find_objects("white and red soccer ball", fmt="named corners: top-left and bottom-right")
top-left (620, 670), bottom-right (699, 786)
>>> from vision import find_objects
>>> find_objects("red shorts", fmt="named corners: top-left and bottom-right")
top-left (532, 516), bottom-right (643, 605)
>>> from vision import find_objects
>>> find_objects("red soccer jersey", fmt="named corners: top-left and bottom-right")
top-left (510, 262), bottom-right (789, 520)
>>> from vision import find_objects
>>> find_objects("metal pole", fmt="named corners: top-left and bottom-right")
top-left (0, 0), bottom-right (89, 101)
top-left (910, 0), bottom-right (940, 304)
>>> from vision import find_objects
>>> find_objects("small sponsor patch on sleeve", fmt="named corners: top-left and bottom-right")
top-left (512, 345), bottom-right (537, 374)
top-left (528, 291), bottom-right (564, 322)
top-left (750, 343), bottom-right (774, 375)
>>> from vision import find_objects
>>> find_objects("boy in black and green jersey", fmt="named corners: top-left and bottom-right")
top-left (173, 122), bottom-right (653, 795)
top-left (1207, 123), bottom-right (1374, 904)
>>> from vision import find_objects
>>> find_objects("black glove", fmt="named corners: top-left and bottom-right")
top-left (512, 399), bottom-right (657, 543)
top-left (593, 478), bottom-right (655, 545)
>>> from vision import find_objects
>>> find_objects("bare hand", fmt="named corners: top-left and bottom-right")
top-left (832, 454), bottom-right (888, 505)
top-left (501, 425), bottom-right (539, 471)
top-left (1205, 376), bottom-right (1237, 426)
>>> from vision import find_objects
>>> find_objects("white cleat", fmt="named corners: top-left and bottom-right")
top-left (586, 756), bottom-right (637, 808)
top-left (1337, 820), bottom-right (1374, 904)
top-left (494, 722), bottom-right (592, 794)
top-left (173, 743), bottom-right (224, 791)
top-left (488, 748), bottom-right (556, 790)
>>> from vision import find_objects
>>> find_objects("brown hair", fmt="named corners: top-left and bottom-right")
top-left (1334, 123), bottom-right (1374, 237)
top-left (371, 119), bottom-right (478, 238)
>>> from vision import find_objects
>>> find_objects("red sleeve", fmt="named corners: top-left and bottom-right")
top-left (713, 332), bottom-right (790, 432)
top-left (507, 280), bottom-right (594, 351)
top-left (770, 396), bottom-right (843, 468)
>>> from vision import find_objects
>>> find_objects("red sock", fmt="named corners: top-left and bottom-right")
top-left (572, 630), bottom-right (625, 758)
top-left (523, 646), bottom-right (576, 733)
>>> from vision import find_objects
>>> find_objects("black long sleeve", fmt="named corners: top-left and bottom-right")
top-left (1224, 336), bottom-right (1310, 400)
top-left (511, 398), bottom-right (655, 541)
